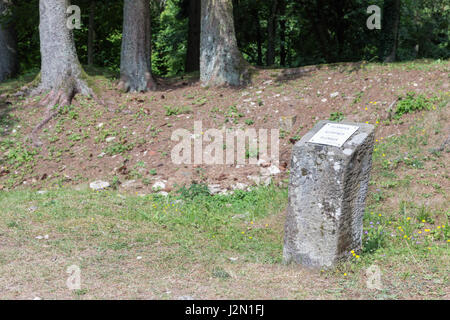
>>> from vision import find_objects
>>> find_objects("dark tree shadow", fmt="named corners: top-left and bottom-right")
top-left (274, 61), bottom-right (368, 83)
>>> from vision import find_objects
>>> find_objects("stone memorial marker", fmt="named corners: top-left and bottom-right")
top-left (283, 120), bottom-right (375, 267)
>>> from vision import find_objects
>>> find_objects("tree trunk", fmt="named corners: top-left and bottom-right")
top-left (31, 0), bottom-right (94, 147)
top-left (87, 1), bottom-right (95, 66)
top-left (185, 0), bottom-right (201, 73)
top-left (266, 0), bottom-right (278, 66)
top-left (119, 0), bottom-right (156, 92)
top-left (381, 0), bottom-right (401, 62)
top-left (306, 0), bottom-right (333, 62)
top-left (0, 0), bottom-right (18, 82)
top-left (200, 0), bottom-right (249, 86)
top-left (279, 0), bottom-right (286, 66)
top-left (252, 8), bottom-right (263, 66)
top-left (36, 0), bottom-right (91, 96)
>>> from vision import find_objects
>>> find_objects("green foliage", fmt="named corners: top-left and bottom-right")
top-left (394, 93), bottom-right (434, 119)
top-left (329, 112), bottom-right (345, 122)
top-left (177, 183), bottom-right (211, 199)
top-left (104, 141), bottom-right (134, 156)
top-left (164, 105), bottom-right (192, 116)
top-left (9, 0), bottom-right (450, 76)
top-left (363, 223), bottom-right (386, 254)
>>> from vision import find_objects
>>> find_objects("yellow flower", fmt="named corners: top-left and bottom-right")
top-left (422, 220), bottom-right (426, 223)
top-left (425, 229), bottom-right (430, 232)
top-left (356, 255), bottom-right (360, 259)
top-left (344, 273), bottom-right (347, 276)
top-left (418, 231), bottom-right (422, 234)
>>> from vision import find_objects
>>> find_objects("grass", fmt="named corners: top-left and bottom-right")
top-left (0, 59), bottom-right (448, 299)
top-left (1, 110), bottom-right (448, 298)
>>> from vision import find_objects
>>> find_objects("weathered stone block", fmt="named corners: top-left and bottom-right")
top-left (283, 121), bottom-right (375, 268)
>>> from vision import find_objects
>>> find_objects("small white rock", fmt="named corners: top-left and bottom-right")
top-left (330, 92), bottom-right (339, 98)
top-left (152, 181), bottom-right (166, 191)
top-left (90, 180), bottom-right (110, 191)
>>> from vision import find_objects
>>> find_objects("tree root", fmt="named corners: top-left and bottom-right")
top-left (30, 89), bottom-right (71, 148)
top-left (28, 77), bottom-right (102, 148)
top-left (117, 72), bottom-right (157, 93)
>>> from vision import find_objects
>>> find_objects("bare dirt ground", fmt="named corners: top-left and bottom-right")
top-left (0, 60), bottom-right (448, 193)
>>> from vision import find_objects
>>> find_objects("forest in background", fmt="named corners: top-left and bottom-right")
top-left (4, 0), bottom-right (450, 78)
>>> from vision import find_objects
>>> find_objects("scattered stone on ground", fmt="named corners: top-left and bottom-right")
top-left (89, 180), bottom-right (110, 191)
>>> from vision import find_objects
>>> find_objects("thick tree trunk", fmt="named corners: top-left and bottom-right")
top-left (31, 0), bottom-right (94, 147)
top-left (266, 0), bottom-right (278, 66)
top-left (381, 0), bottom-right (401, 62)
top-left (87, 1), bottom-right (95, 66)
top-left (185, 0), bottom-right (200, 73)
top-left (200, 0), bottom-right (250, 86)
top-left (0, 0), bottom-right (18, 82)
top-left (119, 0), bottom-right (156, 92)
top-left (36, 0), bottom-right (91, 97)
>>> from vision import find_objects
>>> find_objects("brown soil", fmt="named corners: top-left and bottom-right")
top-left (0, 61), bottom-right (449, 193)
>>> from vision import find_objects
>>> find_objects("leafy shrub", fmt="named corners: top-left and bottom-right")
top-left (394, 93), bottom-right (434, 119)
top-left (177, 183), bottom-right (211, 199)
top-left (329, 112), bottom-right (344, 122)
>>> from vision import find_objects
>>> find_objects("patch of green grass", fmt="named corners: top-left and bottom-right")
top-left (394, 92), bottom-right (436, 119)
top-left (0, 185), bottom-right (288, 266)
top-left (329, 112), bottom-right (344, 122)
top-left (164, 105), bottom-right (192, 116)
top-left (104, 141), bottom-right (134, 156)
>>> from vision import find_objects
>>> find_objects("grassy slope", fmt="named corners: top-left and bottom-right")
top-left (0, 60), bottom-right (448, 299)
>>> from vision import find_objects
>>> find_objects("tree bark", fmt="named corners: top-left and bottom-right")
top-left (252, 8), bottom-right (263, 66)
top-left (306, 0), bottom-right (333, 62)
top-left (31, 0), bottom-right (94, 147)
top-left (200, 0), bottom-right (250, 86)
top-left (0, 0), bottom-right (18, 82)
top-left (279, 0), bottom-right (286, 66)
top-left (266, 0), bottom-right (278, 66)
top-left (119, 0), bottom-right (156, 92)
top-left (185, 0), bottom-right (200, 73)
top-left (87, 1), bottom-right (95, 66)
top-left (381, 0), bottom-right (401, 62)
top-left (36, 0), bottom-right (91, 96)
